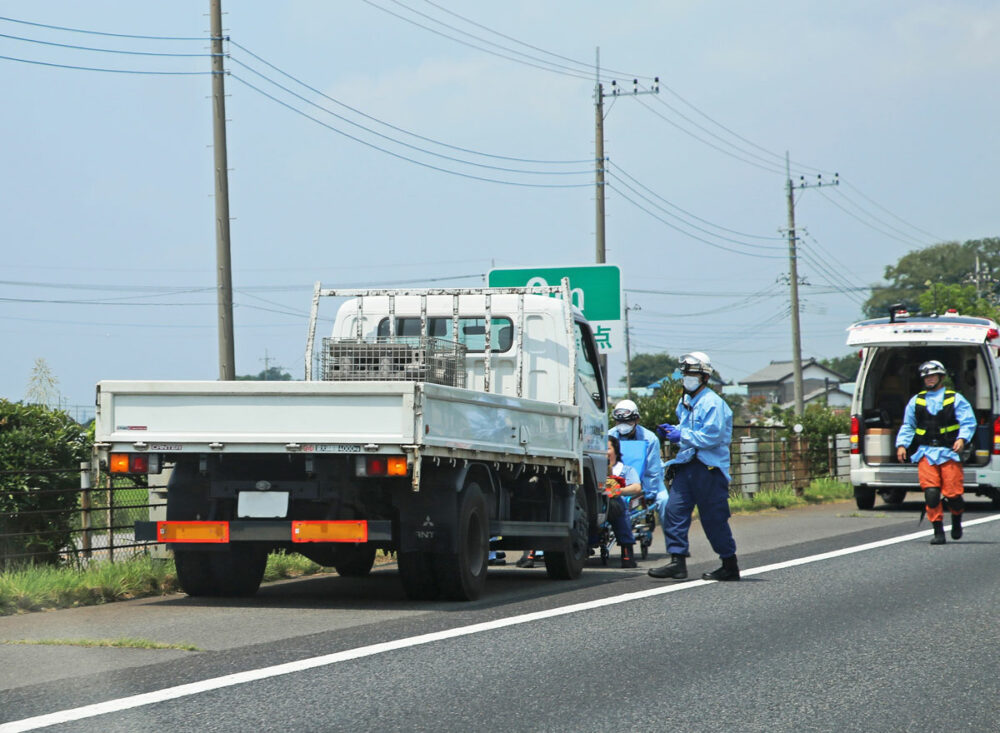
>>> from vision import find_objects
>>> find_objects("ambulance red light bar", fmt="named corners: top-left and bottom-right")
top-left (987, 328), bottom-right (999, 341)
top-left (109, 452), bottom-right (161, 474)
top-left (894, 309), bottom-right (910, 319)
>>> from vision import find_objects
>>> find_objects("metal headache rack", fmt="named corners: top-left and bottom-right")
top-left (320, 337), bottom-right (467, 387)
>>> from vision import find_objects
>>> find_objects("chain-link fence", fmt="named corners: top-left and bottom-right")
top-left (0, 464), bottom-right (166, 568)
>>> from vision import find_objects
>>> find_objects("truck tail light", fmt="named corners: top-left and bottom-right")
top-left (292, 520), bottom-right (368, 543)
top-left (109, 453), bottom-right (162, 474)
top-left (157, 521), bottom-right (229, 543)
top-left (850, 415), bottom-right (860, 454)
top-left (355, 455), bottom-right (408, 477)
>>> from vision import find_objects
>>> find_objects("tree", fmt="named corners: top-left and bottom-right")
top-left (819, 353), bottom-right (861, 382)
top-left (237, 366), bottom-right (293, 381)
top-left (619, 352), bottom-right (680, 388)
top-left (863, 238), bottom-right (1000, 318)
top-left (0, 400), bottom-right (89, 565)
top-left (916, 282), bottom-right (1000, 321)
top-left (24, 357), bottom-right (60, 407)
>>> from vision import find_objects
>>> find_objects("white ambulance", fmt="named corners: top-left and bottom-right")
top-left (847, 309), bottom-right (1000, 509)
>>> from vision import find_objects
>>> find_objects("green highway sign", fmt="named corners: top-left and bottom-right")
top-left (487, 264), bottom-right (623, 353)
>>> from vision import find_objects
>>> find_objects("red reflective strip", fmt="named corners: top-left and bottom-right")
top-left (156, 521), bottom-right (229, 543)
top-left (291, 520), bottom-right (368, 543)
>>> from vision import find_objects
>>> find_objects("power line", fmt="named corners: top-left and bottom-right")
top-left (841, 180), bottom-right (944, 242)
top-left (609, 162), bottom-right (785, 241)
top-left (229, 40), bottom-right (591, 165)
top-left (417, 0), bottom-right (655, 82)
top-left (607, 178), bottom-right (787, 259)
top-left (229, 74), bottom-right (592, 188)
top-left (359, 0), bottom-right (595, 82)
top-left (0, 15), bottom-right (208, 41)
top-left (815, 188), bottom-right (927, 247)
top-left (0, 31), bottom-right (215, 57)
top-left (228, 55), bottom-right (591, 176)
top-left (0, 53), bottom-right (214, 75)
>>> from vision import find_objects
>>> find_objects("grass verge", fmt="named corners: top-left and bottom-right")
top-left (2, 637), bottom-right (201, 651)
top-left (0, 551), bottom-right (337, 616)
top-left (728, 477), bottom-right (854, 514)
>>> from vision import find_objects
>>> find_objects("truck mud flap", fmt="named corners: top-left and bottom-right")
top-left (395, 490), bottom-right (457, 554)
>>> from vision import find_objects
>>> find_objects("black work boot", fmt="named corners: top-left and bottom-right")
top-left (621, 544), bottom-right (637, 569)
top-left (951, 513), bottom-right (963, 540)
top-left (702, 555), bottom-right (741, 581)
top-left (648, 554), bottom-right (687, 579)
top-left (930, 520), bottom-right (946, 545)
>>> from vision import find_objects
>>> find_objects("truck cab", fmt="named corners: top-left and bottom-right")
top-left (847, 309), bottom-right (1000, 509)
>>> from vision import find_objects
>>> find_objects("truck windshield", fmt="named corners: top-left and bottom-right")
top-left (376, 317), bottom-right (513, 352)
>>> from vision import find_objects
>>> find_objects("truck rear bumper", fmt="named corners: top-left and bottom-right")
top-left (135, 520), bottom-right (392, 544)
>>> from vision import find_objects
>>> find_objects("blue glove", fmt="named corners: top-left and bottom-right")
top-left (658, 423), bottom-right (681, 443)
top-left (658, 423), bottom-right (681, 444)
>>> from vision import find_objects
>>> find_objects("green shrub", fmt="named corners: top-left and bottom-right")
top-left (0, 400), bottom-right (89, 566)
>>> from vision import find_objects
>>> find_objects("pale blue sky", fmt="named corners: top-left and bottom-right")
top-left (3, 1), bottom-right (998, 418)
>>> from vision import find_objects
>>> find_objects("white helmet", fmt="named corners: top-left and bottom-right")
top-left (918, 360), bottom-right (946, 378)
top-left (680, 351), bottom-right (713, 376)
top-left (612, 399), bottom-right (640, 423)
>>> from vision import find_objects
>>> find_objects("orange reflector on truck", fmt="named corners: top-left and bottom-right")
top-left (157, 521), bottom-right (229, 543)
top-left (291, 520), bottom-right (368, 543)
top-left (386, 456), bottom-right (408, 476)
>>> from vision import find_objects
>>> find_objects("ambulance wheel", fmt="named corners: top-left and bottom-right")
top-left (880, 488), bottom-right (907, 505)
top-left (545, 486), bottom-right (588, 580)
top-left (855, 486), bottom-right (876, 510)
top-left (433, 482), bottom-right (489, 601)
top-left (334, 544), bottom-right (377, 577)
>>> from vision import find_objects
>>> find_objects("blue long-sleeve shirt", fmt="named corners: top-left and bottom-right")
top-left (608, 424), bottom-right (666, 502)
top-left (895, 386), bottom-right (975, 465)
top-left (664, 387), bottom-right (734, 481)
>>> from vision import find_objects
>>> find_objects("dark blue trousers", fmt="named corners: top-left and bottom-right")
top-left (664, 460), bottom-right (736, 558)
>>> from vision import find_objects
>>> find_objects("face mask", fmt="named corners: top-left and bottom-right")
top-left (682, 376), bottom-right (701, 392)
top-left (617, 422), bottom-right (636, 436)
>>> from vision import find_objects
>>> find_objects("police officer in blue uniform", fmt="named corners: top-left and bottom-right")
top-left (648, 352), bottom-right (739, 581)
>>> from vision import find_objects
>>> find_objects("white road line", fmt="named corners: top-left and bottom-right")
top-left (3, 513), bottom-right (998, 732)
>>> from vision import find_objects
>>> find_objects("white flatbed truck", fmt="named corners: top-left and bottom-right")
top-left (94, 281), bottom-right (609, 601)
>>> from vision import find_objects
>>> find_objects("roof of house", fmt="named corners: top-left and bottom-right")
top-left (739, 358), bottom-right (848, 385)
top-left (779, 384), bottom-right (853, 410)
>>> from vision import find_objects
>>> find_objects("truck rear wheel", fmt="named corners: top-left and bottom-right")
top-left (334, 544), bottom-right (377, 577)
top-left (433, 482), bottom-right (489, 601)
top-left (174, 546), bottom-right (267, 597)
top-left (398, 550), bottom-right (439, 600)
top-left (854, 485), bottom-right (876, 510)
top-left (545, 486), bottom-right (588, 580)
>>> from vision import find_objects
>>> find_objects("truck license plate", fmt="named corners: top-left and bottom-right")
top-left (237, 491), bottom-right (289, 518)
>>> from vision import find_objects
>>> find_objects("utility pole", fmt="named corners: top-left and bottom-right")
top-left (593, 48), bottom-right (657, 392)
top-left (210, 0), bottom-right (235, 380)
top-left (624, 296), bottom-right (640, 398)
top-left (593, 48), bottom-right (659, 264)
top-left (785, 152), bottom-right (838, 416)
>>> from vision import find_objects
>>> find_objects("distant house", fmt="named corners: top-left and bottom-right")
top-left (739, 359), bottom-right (849, 407)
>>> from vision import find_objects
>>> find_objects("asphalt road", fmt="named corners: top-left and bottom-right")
top-left (2, 497), bottom-right (999, 732)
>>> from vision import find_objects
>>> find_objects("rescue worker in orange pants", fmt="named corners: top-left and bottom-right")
top-left (895, 360), bottom-right (976, 544)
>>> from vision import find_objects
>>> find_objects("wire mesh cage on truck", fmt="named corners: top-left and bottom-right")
top-left (321, 337), bottom-right (467, 387)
